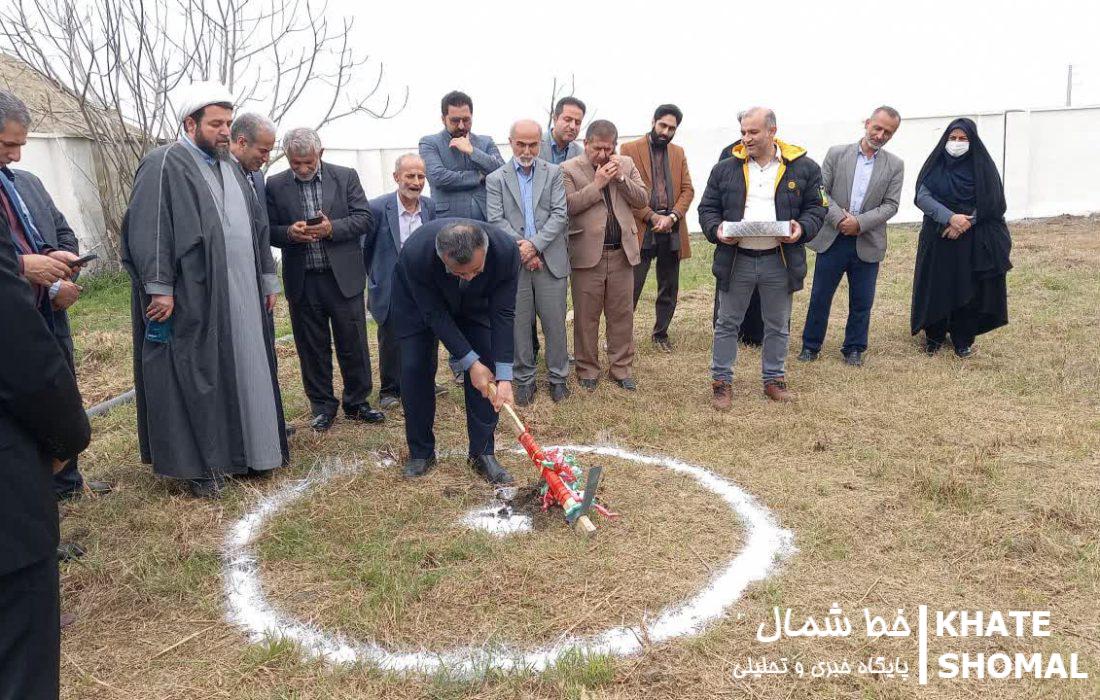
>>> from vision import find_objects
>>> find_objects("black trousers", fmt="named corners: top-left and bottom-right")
top-left (0, 557), bottom-right (60, 700)
top-left (400, 324), bottom-right (497, 460)
top-left (924, 315), bottom-right (976, 351)
top-left (377, 318), bottom-right (400, 399)
top-left (632, 234), bottom-right (681, 340)
top-left (52, 340), bottom-right (83, 497)
top-left (288, 269), bottom-right (373, 417)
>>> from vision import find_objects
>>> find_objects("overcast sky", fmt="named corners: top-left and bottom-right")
top-left (299, 0), bottom-right (1100, 150)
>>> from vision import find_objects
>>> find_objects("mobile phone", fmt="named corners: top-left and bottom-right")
top-left (306, 215), bottom-right (323, 226)
top-left (69, 253), bottom-right (99, 267)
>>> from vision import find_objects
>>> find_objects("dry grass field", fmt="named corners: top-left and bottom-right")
top-left (58, 217), bottom-right (1099, 699)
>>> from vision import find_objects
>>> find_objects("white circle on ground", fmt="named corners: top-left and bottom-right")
top-left (222, 446), bottom-right (795, 676)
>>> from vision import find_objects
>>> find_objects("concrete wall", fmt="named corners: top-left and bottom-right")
top-left (20, 133), bottom-right (109, 265)
top-left (22, 105), bottom-right (1100, 253)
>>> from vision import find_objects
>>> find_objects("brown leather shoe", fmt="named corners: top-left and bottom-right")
top-left (763, 378), bottom-right (794, 402)
top-left (712, 380), bottom-right (732, 411)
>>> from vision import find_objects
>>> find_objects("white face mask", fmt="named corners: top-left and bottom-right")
top-left (945, 141), bottom-right (970, 157)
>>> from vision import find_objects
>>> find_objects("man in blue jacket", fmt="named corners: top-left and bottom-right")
top-left (698, 107), bottom-right (826, 408)
top-left (390, 219), bottom-right (518, 484)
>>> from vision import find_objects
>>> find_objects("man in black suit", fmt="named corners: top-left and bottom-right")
top-left (391, 219), bottom-right (518, 483)
top-left (230, 112), bottom-right (275, 218)
top-left (267, 127), bottom-right (383, 432)
top-left (12, 168), bottom-right (113, 500)
top-left (0, 190), bottom-right (91, 700)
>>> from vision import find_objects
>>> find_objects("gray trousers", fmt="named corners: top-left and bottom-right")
top-left (514, 265), bottom-right (569, 387)
top-left (711, 251), bottom-right (792, 383)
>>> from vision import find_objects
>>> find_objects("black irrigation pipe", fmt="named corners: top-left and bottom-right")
top-left (84, 333), bottom-right (296, 418)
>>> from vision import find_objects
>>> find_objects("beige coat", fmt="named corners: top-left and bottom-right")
top-left (561, 154), bottom-right (649, 269)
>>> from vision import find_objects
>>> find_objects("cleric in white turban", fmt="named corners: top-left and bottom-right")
top-left (120, 81), bottom-right (290, 498)
top-left (173, 80), bottom-right (236, 125)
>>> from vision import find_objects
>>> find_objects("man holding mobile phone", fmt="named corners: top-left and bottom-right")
top-left (267, 127), bottom-right (383, 432)
top-left (0, 90), bottom-right (112, 503)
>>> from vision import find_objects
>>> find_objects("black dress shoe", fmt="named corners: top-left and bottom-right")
top-left (514, 384), bottom-right (535, 407)
top-left (797, 348), bottom-right (819, 362)
top-left (58, 479), bottom-right (113, 501)
top-left (579, 378), bottom-right (598, 391)
top-left (468, 455), bottom-right (513, 484)
top-left (923, 338), bottom-right (944, 356)
top-left (614, 377), bottom-right (637, 391)
top-left (311, 413), bottom-right (336, 432)
top-left (954, 345), bottom-right (976, 358)
top-left (653, 336), bottom-right (673, 353)
top-left (550, 383), bottom-right (570, 403)
top-left (842, 350), bottom-right (864, 367)
top-left (402, 456), bottom-right (437, 478)
top-left (57, 542), bottom-right (85, 562)
top-left (379, 395), bottom-right (401, 410)
top-left (188, 476), bottom-right (226, 499)
top-left (345, 403), bottom-right (385, 424)
top-left (434, 383), bottom-right (449, 396)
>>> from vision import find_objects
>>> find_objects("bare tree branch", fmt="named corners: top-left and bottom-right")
top-left (0, 0), bottom-right (406, 265)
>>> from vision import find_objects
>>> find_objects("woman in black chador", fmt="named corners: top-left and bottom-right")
top-left (911, 118), bottom-right (1012, 356)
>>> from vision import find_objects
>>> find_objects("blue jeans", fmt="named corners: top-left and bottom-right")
top-left (711, 251), bottom-right (792, 383)
top-left (801, 235), bottom-right (880, 355)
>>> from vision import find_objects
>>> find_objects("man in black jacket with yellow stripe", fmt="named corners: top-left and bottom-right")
top-left (698, 107), bottom-right (825, 408)
top-left (1, 206), bottom-right (91, 699)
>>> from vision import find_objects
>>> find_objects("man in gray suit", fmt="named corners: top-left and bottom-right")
top-left (419, 91), bottom-right (504, 221)
top-left (539, 96), bottom-right (586, 165)
top-left (365, 153), bottom-right (437, 409)
top-left (486, 120), bottom-right (569, 405)
top-left (799, 106), bottom-right (904, 367)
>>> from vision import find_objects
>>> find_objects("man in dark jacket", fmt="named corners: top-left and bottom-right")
top-left (267, 127), bottom-right (383, 432)
top-left (0, 211), bottom-right (91, 699)
top-left (390, 219), bottom-right (518, 484)
top-left (698, 107), bottom-right (825, 408)
top-left (13, 168), bottom-right (113, 500)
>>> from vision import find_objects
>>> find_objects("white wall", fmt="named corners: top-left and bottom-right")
top-left (20, 133), bottom-right (109, 262)
top-left (21, 105), bottom-right (1100, 252)
top-left (288, 105), bottom-right (1100, 228)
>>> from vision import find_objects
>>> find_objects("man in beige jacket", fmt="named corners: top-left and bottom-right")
top-left (562, 119), bottom-right (649, 391)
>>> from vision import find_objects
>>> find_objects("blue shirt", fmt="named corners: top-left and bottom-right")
top-left (180, 135), bottom-right (217, 167)
top-left (514, 159), bottom-right (537, 240)
top-left (546, 135), bottom-right (572, 165)
top-left (849, 143), bottom-right (876, 215)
